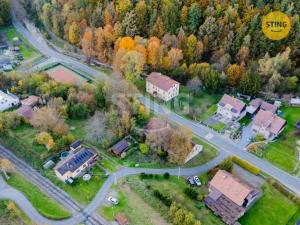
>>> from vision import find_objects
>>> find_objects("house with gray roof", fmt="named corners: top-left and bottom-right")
top-left (54, 147), bottom-right (98, 182)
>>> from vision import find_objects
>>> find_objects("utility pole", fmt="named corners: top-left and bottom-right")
top-left (178, 167), bottom-right (181, 179)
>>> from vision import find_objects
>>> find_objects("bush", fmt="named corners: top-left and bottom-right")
top-left (184, 187), bottom-right (198, 199)
top-left (218, 157), bottom-right (233, 172)
top-left (69, 103), bottom-right (90, 119)
top-left (153, 190), bottom-right (172, 207)
top-left (163, 172), bottom-right (170, 179)
top-left (254, 134), bottom-right (266, 142)
top-left (232, 156), bottom-right (261, 175)
top-left (139, 143), bottom-right (149, 155)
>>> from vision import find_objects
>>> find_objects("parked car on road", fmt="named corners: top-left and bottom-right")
top-left (108, 196), bottom-right (119, 205)
top-left (193, 176), bottom-right (201, 186)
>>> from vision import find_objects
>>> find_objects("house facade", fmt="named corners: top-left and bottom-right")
top-left (252, 109), bottom-right (286, 140)
top-left (217, 94), bottom-right (246, 121)
top-left (54, 147), bottom-right (98, 182)
top-left (205, 170), bottom-right (260, 225)
top-left (0, 90), bottom-right (20, 112)
top-left (146, 72), bottom-right (179, 102)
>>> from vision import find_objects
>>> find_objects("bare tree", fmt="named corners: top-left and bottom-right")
top-left (0, 158), bottom-right (14, 180)
top-left (85, 111), bottom-right (106, 143)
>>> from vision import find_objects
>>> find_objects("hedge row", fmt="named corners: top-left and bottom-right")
top-left (232, 156), bottom-right (261, 175)
top-left (267, 178), bottom-right (300, 206)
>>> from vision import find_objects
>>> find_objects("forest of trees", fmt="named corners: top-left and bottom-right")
top-left (23, 0), bottom-right (300, 95)
top-left (0, 0), bottom-right (11, 26)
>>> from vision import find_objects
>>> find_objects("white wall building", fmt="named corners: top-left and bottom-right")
top-left (146, 72), bottom-right (180, 102)
top-left (252, 109), bottom-right (286, 140)
top-left (0, 90), bottom-right (20, 112)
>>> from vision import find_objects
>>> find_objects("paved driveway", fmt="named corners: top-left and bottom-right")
top-left (237, 122), bottom-right (254, 148)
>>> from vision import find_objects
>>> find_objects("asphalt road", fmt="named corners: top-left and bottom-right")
top-left (4, 10), bottom-right (300, 225)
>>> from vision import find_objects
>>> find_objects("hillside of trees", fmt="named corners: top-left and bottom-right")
top-left (23, 0), bottom-right (300, 95)
top-left (0, 0), bottom-right (11, 26)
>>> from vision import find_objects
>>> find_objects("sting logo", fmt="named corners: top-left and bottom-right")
top-left (262, 11), bottom-right (291, 40)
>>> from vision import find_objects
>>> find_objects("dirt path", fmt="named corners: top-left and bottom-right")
top-left (121, 183), bottom-right (171, 225)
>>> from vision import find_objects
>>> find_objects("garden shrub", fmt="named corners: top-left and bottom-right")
top-left (184, 187), bottom-right (198, 199)
top-left (153, 190), bottom-right (172, 207)
top-left (163, 172), bottom-right (170, 179)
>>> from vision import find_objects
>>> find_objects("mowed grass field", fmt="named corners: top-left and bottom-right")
top-left (6, 172), bottom-right (71, 220)
top-left (239, 183), bottom-right (299, 225)
top-left (100, 184), bottom-right (168, 225)
top-left (264, 107), bottom-right (300, 174)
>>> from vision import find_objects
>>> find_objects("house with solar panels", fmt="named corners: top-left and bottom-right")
top-left (54, 146), bottom-right (98, 182)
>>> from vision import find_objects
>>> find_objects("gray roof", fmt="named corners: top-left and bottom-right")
top-left (56, 148), bottom-right (96, 176)
top-left (111, 140), bottom-right (128, 155)
top-left (70, 140), bottom-right (82, 149)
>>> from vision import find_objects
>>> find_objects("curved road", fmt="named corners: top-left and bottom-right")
top-left (1, 10), bottom-right (299, 225)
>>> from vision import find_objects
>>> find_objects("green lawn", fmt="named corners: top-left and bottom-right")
top-left (167, 88), bottom-right (221, 122)
top-left (1, 26), bottom-right (39, 60)
top-left (239, 114), bottom-right (252, 126)
top-left (43, 167), bottom-right (107, 205)
top-left (239, 183), bottom-right (299, 225)
top-left (209, 122), bottom-right (225, 132)
top-left (263, 107), bottom-right (300, 174)
top-left (100, 185), bottom-right (159, 225)
top-left (124, 175), bottom-right (223, 225)
top-left (184, 136), bottom-right (218, 168)
top-left (6, 172), bottom-right (71, 220)
top-left (0, 200), bottom-right (34, 225)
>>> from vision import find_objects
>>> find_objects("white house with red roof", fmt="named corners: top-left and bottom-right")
top-left (217, 94), bottom-right (246, 121)
top-left (252, 109), bottom-right (286, 140)
top-left (146, 72), bottom-right (180, 102)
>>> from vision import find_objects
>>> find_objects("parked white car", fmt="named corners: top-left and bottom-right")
top-left (108, 196), bottom-right (119, 205)
top-left (193, 176), bottom-right (202, 186)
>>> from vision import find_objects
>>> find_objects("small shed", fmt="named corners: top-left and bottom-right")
top-left (21, 95), bottom-right (40, 107)
top-left (110, 139), bottom-right (129, 157)
top-left (115, 214), bottom-right (128, 225)
top-left (70, 140), bottom-right (82, 152)
top-left (17, 105), bottom-right (34, 120)
top-left (291, 98), bottom-right (300, 107)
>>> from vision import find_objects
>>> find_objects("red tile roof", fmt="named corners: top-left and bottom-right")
top-left (21, 96), bottom-right (39, 107)
top-left (253, 109), bottom-right (286, 135)
top-left (209, 170), bottom-right (253, 206)
top-left (147, 72), bottom-right (179, 92)
top-left (17, 105), bottom-right (34, 120)
top-left (260, 101), bottom-right (278, 113)
top-left (219, 94), bottom-right (246, 113)
top-left (249, 98), bottom-right (263, 108)
top-left (146, 117), bottom-right (168, 131)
